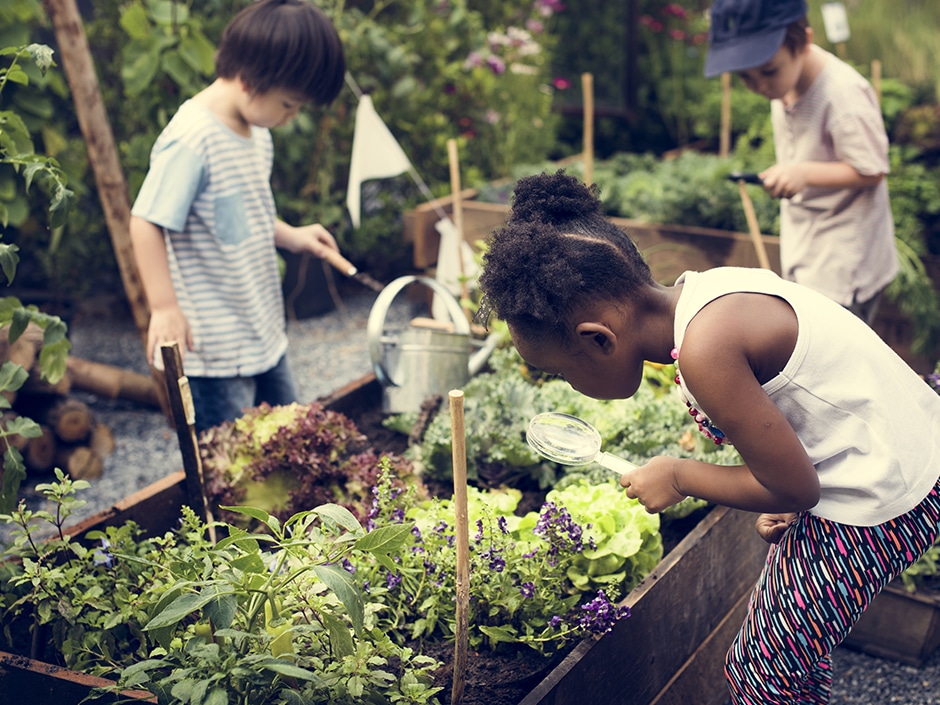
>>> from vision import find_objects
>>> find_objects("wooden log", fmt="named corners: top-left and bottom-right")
top-left (55, 445), bottom-right (103, 481)
top-left (88, 422), bottom-right (115, 460)
top-left (0, 323), bottom-right (45, 405)
top-left (24, 424), bottom-right (57, 474)
top-left (23, 364), bottom-right (72, 397)
top-left (45, 398), bottom-right (93, 443)
top-left (66, 356), bottom-right (161, 408)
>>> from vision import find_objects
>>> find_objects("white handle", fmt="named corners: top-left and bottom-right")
top-left (596, 451), bottom-right (637, 476)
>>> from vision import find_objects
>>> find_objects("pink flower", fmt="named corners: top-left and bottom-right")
top-left (552, 76), bottom-right (571, 90)
top-left (526, 18), bottom-right (545, 34)
top-left (663, 3), bottom-right (688, 20)
top-left (640, 15), bottom-right (664, 32)
top-left (486, 55), bottom-right (506, 75)
top-left (669, 29), bottom-right (686, 41)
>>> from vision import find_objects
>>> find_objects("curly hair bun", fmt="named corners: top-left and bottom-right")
top-left (509, 170), bottom-right (602, 225)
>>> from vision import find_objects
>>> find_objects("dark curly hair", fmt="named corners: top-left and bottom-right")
top-left (215, 0), bottom-right (345, 106)
top-left (477, 170), bottom-right (652, 346)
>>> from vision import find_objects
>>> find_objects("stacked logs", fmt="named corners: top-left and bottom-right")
top-left (1, 323), bottom-right (160, 480)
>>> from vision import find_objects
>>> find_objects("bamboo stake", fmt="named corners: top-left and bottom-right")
top-left (736, 181), bottom-right (772, 270)
top-left (871, 59), bottom-right (882, 105)
top-left (40, 0), bottom-right (170, 419)
top-left (449, 389), bottom-right (469, 705)
top-left (160, 342), bottom-right (217, 543)
top-left (446, 139), bottom-right (471, 316)
top-left (720, 72), bottom-right (732, 158)
top-left (582, 72), bottom-right (594, 185)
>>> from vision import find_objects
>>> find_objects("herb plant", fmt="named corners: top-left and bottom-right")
top-left (1, 470), bottom-right (443, 704)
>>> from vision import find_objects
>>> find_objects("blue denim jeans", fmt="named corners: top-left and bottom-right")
top-left (188, 354), bottom-right (298, 434)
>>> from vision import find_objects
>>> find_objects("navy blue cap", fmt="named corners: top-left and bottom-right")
top-left (704, 0), bottom-right (808, 78)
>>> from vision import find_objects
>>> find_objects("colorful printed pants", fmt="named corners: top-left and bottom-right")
top-left (725, 475), bottom-right (940, 704)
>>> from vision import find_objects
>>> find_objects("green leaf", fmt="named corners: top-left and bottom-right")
top-left (320, 612), bottom-right (354, 657)
top-left (354, 523), bottom-right (414, 554)
top-left (119, 2), bottom-right (151, 40)
top-left (3, 414), bottom-right (41, 439)
top-left (0, 245), bottom-right (16, 283)
top-left (177, 31), bottom-right (216, 75)
top-left (312, 503), bottom-right (362, 533)
top-left (0, 446), bottom-right (26, 514)
top-left (312, 564), bottom-right (364, 634)
top-left (220, 505), bottom-right (281, 534)
top-left (0, 361), bottom-right (29, 393)
top-left (204, 591), bottom-right (237, 630)
top-left (144, 586), bottom-right (233, 630)
top-left (261, 660), bottom-right (321, 681)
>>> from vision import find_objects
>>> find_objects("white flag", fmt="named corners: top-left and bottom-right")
top-left (432, 217), bottom-right (480, 322)
top-left (346, 94), bottom-right (412, 228)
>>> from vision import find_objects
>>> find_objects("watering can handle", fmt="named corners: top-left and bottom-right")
top-left (367, 275), bottom-right (471, 388)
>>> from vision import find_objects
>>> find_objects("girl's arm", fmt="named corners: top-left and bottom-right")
top-left (621, 292), bottom-right (820, 514)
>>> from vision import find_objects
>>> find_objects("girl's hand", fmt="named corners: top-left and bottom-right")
top-left (619, 457), bottom-right (686, 514)
top-left (294, 223), bottom-right (338, 258)
top-left (755, 512), bottom-right (798, 544)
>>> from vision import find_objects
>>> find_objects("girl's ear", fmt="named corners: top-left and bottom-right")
top-left (575, 321), bottom-right (616, 354)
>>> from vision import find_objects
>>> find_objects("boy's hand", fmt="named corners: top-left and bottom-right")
top-left (276, 220), bottom-right (339, 258)
top-left (147, 304), bottom-right (193, 368)
top-left (755, 512), bottom-right (798, 544)
top-left (759, 164), bottom-right (807, 199)
top-left (619, 457), bottom-right (686, 513)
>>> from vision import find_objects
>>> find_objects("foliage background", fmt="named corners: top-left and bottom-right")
top-left (1, 0), bottom-right (939, 316)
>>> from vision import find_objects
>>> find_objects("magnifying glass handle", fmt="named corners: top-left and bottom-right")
top-left (596, 451), bottom-right (637, 475)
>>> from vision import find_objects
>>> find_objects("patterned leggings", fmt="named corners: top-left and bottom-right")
top-left (725, 475), bottom-right (940, 704)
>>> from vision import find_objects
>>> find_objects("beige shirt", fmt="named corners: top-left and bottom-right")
top-left (771, 47), bottom-right (898, 306)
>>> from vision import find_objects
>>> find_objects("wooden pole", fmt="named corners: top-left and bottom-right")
top-left (39, 0), bottom-right (170, 418)
top-left (160, 342), bottom-right (216, 542)
top-left (871, 59), bottom-right (882, 105)
top-left (448, 389), bottom-right (469, 705)
top-left (582, 72), bottom-right (594, 186)
top-left (720, 72), bottom-right (732, 158)
top-left (446, 139), bottom-right (471, 311)
top-left (736, 180), bottom-right (772, 270)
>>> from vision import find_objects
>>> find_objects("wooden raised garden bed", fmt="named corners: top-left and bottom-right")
top-left (404, 193), bottom-right (939, 376)
top-left (0, 373), bottom-right (769, 705)
top-left (843, 582), bottom-right (940, 667)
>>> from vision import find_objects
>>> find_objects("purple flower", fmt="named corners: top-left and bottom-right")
top-left (520, 581), bottom-right (536, 598)
top-left (549, 615), bottom-right (562, 628)
top-left (578, 590), bottom-right (631, 635)
top-left (93, 538), bottom-right (114, 568)
top-left (386, 571), bottom-right (403, 589)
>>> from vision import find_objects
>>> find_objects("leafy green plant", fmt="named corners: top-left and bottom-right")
top-left (401, 346), bottom-right (740, 490)
top-left (355, 468), bottom-right (640, 655)
top-left (199, 401), bottom-right (425, 530)
top-left (0, 42), bottom-right (72, 513)
top-left (1, 469), bottom-right (444, 704)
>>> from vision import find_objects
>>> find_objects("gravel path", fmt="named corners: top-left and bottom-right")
top-left (4, 283), bottom-right (939, 704)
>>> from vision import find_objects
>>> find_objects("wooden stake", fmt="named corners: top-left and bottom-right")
top-left (871, 59), bottom-right (882, 105)
top-left (446, 139), bottom-right (471, 311)
top-left (160, 342), bottom-right (216, 542)
top-left (449, 389), bottom-right (470, 705)
top-left (582, 72), bottom-right (594, 185)
top-left (40, 0), bottom-right (170, 419)
top-left (720, 72), bottom-right (732, 158)
top-left (736, 180), bottom-right (772, 270)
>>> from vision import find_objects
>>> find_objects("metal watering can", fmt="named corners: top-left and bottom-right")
top-left (367, 275), bottom-right (500, 413)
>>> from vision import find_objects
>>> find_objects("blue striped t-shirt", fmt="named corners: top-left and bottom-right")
top-left (132, 100), bottom-right (287, 377)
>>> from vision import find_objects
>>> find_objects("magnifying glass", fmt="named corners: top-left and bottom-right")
top-left (526, 412), bottom-right (637, 475)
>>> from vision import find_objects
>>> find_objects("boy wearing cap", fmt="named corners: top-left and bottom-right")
top-left (705, 0), bottom-right (897, 325)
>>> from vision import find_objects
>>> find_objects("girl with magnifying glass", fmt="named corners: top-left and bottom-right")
top-left (476, 169), bottom-right (940, 705)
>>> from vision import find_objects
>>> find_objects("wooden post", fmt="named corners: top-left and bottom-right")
top-left (160, 342), bottom-right (216, 542)
top-left (582, 72), bottom-right (594, 186)
top-left (871, 59), bottom-right (882, 105)
top-left (449, 389), bottom-right (469, 705)
top-left (720, 72), bottom-right (732, 158)
top-left (39, 0), bottom-right (169, 417)
top-left (736, 180), bottom-right (772, 270)
top-left (446, 139), bottom-right (471, 313)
